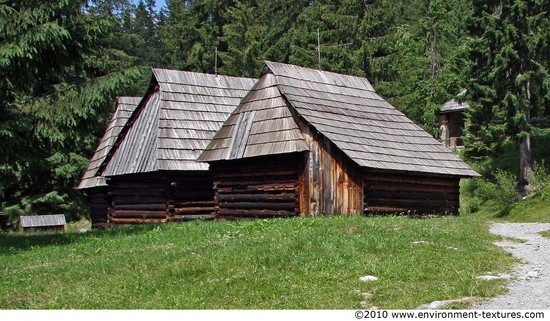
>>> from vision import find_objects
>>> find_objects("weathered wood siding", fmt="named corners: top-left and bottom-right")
top-left (298, 119), bottom-right (363, 217)
top-left (106, 172), bottom-right (215, 225)
top-left (212, 154), bottom-right (301, 219)
top-left (363, 170), bottom-right (461, 215)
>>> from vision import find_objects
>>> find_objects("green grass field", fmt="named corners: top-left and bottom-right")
top-left (461, 183), bottom-right (550, 223)
top-left (0, 216), bottom-right (514, 309)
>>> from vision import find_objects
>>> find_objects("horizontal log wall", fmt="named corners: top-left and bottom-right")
top-left (363, 170), bottom-right (461, 216)
top-left (168, 173), bottom-right (216, 221)
top-left (212, 155), bottom-right (301, 219)
top-left (109, 174), bottom-right (167, 224)
top-left (89, 188), bottom-right (109, 228)
top-left (106, 171), bottom-right (215, 225)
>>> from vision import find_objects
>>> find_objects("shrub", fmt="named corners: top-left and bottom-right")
top-left (529, 161), bottom-right (550, 198)
top-left (2, 204), bottom-right (25, 230)
top-left (474, 169), bottom-right (519, 216)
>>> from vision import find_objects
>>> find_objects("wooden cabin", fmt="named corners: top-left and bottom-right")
top-left (77, 97), bottom-right (141, 228)
top-left (83, 69), bottom-right (255, 226)
top-left (199, 62), bottom-right (479, 219)
top-left (19, 214), bottom-right (66, 235)
top-left (439, 90), bottom-right (470, 151)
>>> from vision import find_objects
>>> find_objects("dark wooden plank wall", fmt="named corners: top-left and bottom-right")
top-left (446, 111), bottom-right (465, 145)
top-left (363, 170), bottom-right (461, 215)
top-left (168, 173), bottom-right (216, 221)
top-left (104, 171), bottom-right (215, 225)
top-left (89, 188), bottom-right (110, 228)
top-left (109, 174), bottom-right (167, 224)
top-left (212, 154), bottom-right (301, 219)
top-left (298, 119), bottom-right (363, 217)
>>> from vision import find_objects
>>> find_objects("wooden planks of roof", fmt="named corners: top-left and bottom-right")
top-left (199, 72), bottom-right (309, 162)
top-left (99, 69), bottom-right (256, 177)
top-left (440, 89), bottom-right (470, 114)
top-left (201, 61), bottom-right (478, 178)
top-left (20, 214), bottom-right (66, 235)
top-left (77, 97), bottom-right (141, 189)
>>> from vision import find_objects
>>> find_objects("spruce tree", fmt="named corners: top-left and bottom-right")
top-left (219, 0), bottom-right (265, 77)
top-left (465, 0), bottom-right (550, 194)
top-left (163, 0), bottom-right (230, 73)
top-left (0, 0), bottom-right (145, 219)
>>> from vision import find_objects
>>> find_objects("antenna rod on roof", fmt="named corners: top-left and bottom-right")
top-left (317, 28), bottom-right (321, 70)
top-left (215, 47), bottom-right (218, 76)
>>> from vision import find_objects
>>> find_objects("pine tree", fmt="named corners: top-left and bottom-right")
top-left (259, 0), bottom-right (308, 64)
top-left (219, 0), bottom-right (264, 77)
top-left (288, 1), bottom-right (363, 73)
top-left (163, 0), bottom-right (230, 73)
top-left (465, 0), bottom-right (550, 194)
top-left (0, 0), bottom-right (145, 219)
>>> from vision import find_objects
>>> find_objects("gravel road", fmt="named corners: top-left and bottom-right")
top-left (472, 223), bottom-right (550, 310)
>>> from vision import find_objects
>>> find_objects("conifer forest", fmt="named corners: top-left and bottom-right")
top-left (1, 0), bottom-right (549, 222)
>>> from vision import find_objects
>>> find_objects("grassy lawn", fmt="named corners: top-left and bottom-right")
top-left (0, 216), bottom-right (514, 309)
top-left (540, 230), bottom-right (550, 239)
top-left (465, 190), bottom-right (550, 223)
top-left (504, 191), bottom-right (550, 223)
top-left (460, 179), bottom-right (550, 223)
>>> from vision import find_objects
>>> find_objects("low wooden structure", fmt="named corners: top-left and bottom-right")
top-left (439, 90), bottom-right (470, 151)
top-left (80, 69), bottom-right (255, 227)
top-left (19, 214), bottom-right (66, 235)
top-left (199, 62), bottom-right (478, 219)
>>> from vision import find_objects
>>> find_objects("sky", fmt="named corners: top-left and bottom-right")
top-left (132, 0), bottom-right (166, 12)
top-left (153, 0), bottom-right (166, 12)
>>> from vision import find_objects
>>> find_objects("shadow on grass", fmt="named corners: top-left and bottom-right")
top-left (0, 224), bottom-right (161, 254)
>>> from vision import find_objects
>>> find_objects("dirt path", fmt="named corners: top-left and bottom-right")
top-left (472, 223), bottom-right (550, 309)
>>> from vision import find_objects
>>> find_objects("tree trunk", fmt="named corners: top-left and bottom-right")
top-left (518, 134), bottom-right (533, 196)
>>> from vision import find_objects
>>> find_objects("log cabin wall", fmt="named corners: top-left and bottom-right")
top-left (363, 169), bottom-right (461, 215)
top-left (167, 172), bottom-right (216, 221)
top-left (89, 187), bottom-right (110, 228)
top-left (298, 121), bottom-right (363, 217)
top-left (108, 171), bottom-right (215, 225)
top-left (211, 154), bottom-right (302, 219)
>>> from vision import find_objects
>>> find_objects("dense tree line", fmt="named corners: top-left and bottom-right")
top-left (1, 0), bottom-right (549, 221)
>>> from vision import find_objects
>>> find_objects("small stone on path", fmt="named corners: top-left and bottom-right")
top-left (477, 275), bottom-right (502, 281)
top-left (476, 273), bottom-right (511, 281)
top-left (417, 297), bottom-right (475, 310)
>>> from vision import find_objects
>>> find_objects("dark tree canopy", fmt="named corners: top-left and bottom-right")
top-left (465, 0), bottom-right (550, 193)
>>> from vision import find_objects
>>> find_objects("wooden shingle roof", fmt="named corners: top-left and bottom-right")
top-left (100, 69), bottom-right (256, 176)
top-left (20, 214), bottom-right (66, 228)
top-left (440, 89), bottom-right (470, 113)
top-left (201, 61), bottom-right (478, 177)
top-left (199, 72), bottom-right (309, 161)
top-left (77, 97), bottom-right (141, 189)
